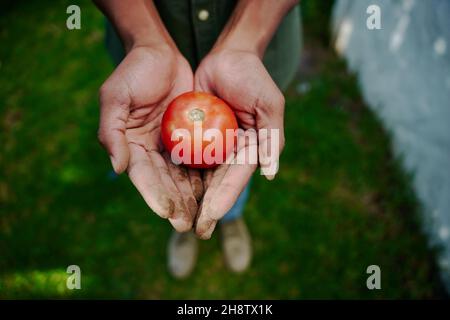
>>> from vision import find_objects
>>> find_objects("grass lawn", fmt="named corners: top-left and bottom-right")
top-left (0, 0), bottom-right (446, 298)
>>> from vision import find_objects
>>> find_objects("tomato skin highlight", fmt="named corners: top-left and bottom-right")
top-left (161, 91), bottom-right (238, 169)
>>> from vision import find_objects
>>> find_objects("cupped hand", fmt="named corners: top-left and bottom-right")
top-left (193, 49), bottom-right (285, 239)
top-left (98, 45), bottom-right (203, 232)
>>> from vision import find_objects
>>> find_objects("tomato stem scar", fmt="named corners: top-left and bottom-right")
top-left (188, 108), bottom-right (205, 122)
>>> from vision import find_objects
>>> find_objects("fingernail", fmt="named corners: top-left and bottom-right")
top-left (265, 174), bottom-right (276, 180)
top-left (110, 155), bottom-right (119, 173)
top-left (261, 159), bottom-right (278, 180)
top-left (199, 221), bottom-right (217, 240)
top-left (260, 167), bottom-right (276, 180)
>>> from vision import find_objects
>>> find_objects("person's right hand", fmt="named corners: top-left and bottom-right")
top-left (98, 44), bottom-right (203, 232)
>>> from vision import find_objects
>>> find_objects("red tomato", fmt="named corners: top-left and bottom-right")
top-left (161, 91), bottom-right (238, 169)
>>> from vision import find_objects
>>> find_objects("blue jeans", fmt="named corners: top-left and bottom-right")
top-left (220, 183), bottom-right (251, 223)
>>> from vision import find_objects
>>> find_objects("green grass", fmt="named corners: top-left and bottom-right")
top-left (0, 0), bottom-right (446, 298)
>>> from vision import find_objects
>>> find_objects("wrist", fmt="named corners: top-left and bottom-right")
top-left (125, 33), bottom-right (174, 54)
top-left (211, 33), bottom-right (262, 59)
top-left (119, 12), bottom-right (176, 54)
top-left (95, 0), bottom-right (177, 53)
top-left (126, 41), bottom-right (182, 66)
top-left (122, 30), bottom-right (161, 53)
top-left (211, 0), bottom-right (299, 59)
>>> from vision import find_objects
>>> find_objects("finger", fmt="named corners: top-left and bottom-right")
top-left (195, 193), bottom-right (216, 240)
top-left (127, 143), bottom-right (174, 219)
top-left (199, 163), bottom-right (229, 214)
top-left (195, 134), bottom-right (257, 239)
top-left (194, 164), bottom-right (228, 239)
top-left (202, 169), bottom-right (214, 190)
top-left (147, 150), bottom-right (193, 232)
top-left (188, 168), bottom-right (204, 202)
top-left (256, 93), bottom-right (285, 180)
top-left (195, 164), bottom-right (255, 239)
top-left (258, 126), bottom-right (281, 180)
top-left (98, 86), bottom-right (130, 174)
top-left (162, 152), bottom-right (198, 224)
top-left (195, 218), bottom-right (217, 240)
top-left (203, 129), bottom-right (257, 218)
top-left (204, 162), bottom-right (256, 220)
top-left (192, 169), bottom-right (211, 235)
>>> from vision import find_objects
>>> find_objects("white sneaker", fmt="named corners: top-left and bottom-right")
top-left (220, 218), bottom-right (252, 273)
top-left (167, 230), bottom-right (198, 279)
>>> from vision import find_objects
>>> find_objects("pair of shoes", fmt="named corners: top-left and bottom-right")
top-left (167, 217), bottom-right (252, 279)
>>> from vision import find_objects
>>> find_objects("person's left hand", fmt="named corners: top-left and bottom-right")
top-left (193, 48), bottom-right (286, 239)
